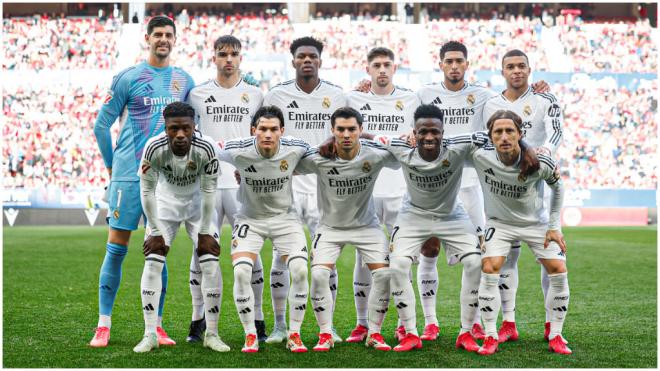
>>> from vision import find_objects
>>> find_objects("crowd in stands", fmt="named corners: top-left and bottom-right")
top-left (3, 80), bottom-right (656, 190)
top-left (4, 14), bottom-right (654, 73)
top-left (3, 17), bottom-right (121, 71)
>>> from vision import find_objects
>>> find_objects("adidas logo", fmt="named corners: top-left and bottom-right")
top-left (239, 307), bottom-right (251, 314)
top-left (143, 303), bottom-right (154, 311)
top-left (144, 84), bottom-right (154, 93)
top-left (480, 306), bottom-right (494, 313)
top-left (431, 96), bottom-right (442, 105)
top-left (100, 285), bottom-right (111, 291)
top-left (251, 277), bottom-right (264, 285)
top-left (190, 269), bottom-right (201, 274)
top-left (485, 168), bottom-right (495, 175)
top-left (163, 164), bottom-right (173, 172)
top-left (244, 165), bottom-right (257, 173)
top-left (396, 302), bottom-right (408, 309)
top-left (204, 95), bottom-right (217, 103)
top-left (189, 279), bottom-right (200, 286)
top-left (469, 302), bottom-right (479, 308)
top-left (422, 290), bottom-right (435, 297)
top-left (499, 284), bottom-right (510, 290)
top-left (355, 291), bottom-right (366, 298)
top-left (301, 246), bottom-right (307, 252)
top-left (360, 103), bottom-right (372, 110)
top-left (327, 167), bottom-right (339, 175)
top-left (295, 304), bottom-right (306, 311)
top-left (287, 100), bottom-right (299, 109)
top-left (376, 309), bottom-right (388, 314)
top-left (208, 305), bottom-right (219, 314)
top-left (553, 306), bottom-right (568, 312)
top-left (314, 306), bottom-right (325, 312)
top-left (329, 284), bottom-right (337, 291)
top-left (271, 282), bottom-right (284, 288)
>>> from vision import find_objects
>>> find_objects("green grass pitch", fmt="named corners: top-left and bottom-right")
top-left (3, 225), bottom-right (656, 368)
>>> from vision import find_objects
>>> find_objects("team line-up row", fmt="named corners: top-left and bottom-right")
top-left (89, 16), bottom-right (571, 356)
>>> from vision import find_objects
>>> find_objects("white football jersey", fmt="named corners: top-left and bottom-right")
top-left (417, 81), bottom-right (496, 187)
top-left (264, 79), bottom-right (346, 193)
top-left (375, 133), bottom-right (488, 219)
top-left (347, 87), bottom-right (420, 197)
top-left (218, 136), bottom-right (308, 219)
top-left (483, 87), bottom-right (563, 156)
top-left (470, 146), bottom-right (563, 229)
top-left (296, 140), bottom-right (399, 229)
top-left (139, 131), bottom-right (220, 221)
top-left (187, 79), bottom-right (263, 189)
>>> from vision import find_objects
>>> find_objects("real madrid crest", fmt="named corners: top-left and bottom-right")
top-left (172, 80), bottom-right (181, 92)
top-left (187, 160), bottom-right (197, 171)
top-left (322, 97), bottom-right (331, 109)
top-left (232, 239), bottom-right (238, 249)
top-left (523, 105), bottom-right (532, 116)
top-left (395, 100), bottom-right (404, 111)
top-left (241, 93), bottom-right (250, 104)
top-left (518, 173), bottom-right (527, 182)
top-left (389, 243), bottom-right (394, 253)
top-left (280, 160), bottom-right (288, 172)
top-left (362, 161), bottom-right (371, 173)
top-left (113, 209), bottom-right (120, 219)
top-left (442, 159), bottom-right (450, 168)
top-left (467, 94), bottom-right (475, 105)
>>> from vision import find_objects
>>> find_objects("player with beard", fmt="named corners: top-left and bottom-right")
top-left (186, 35), bottom-right (267, 342)
top-left (263, 36), bottom-right (346, 344)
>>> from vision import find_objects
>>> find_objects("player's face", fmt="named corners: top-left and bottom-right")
top-left (252, 117), bottom-right (284, 152)
top-left (366, 55), bottom-right (396, 88)
top-left (213, 45), bottom-right (242, 77)
top-left (292, 46), bottom-right (321, 79)
top-left (440, 51), bottom-right (469, 84)
top-left (165, 116), bottom-right (194, 156)
top-left (146, 25), bottom-right (176, 59)
top-left (414, 118), bottom-right (443, 158)
top-left (332, 117), bottom-right (362, 151)
top-left (501, 56), bottom-right (530, 89)
top-left (490, 119), bottom-right (522, 156)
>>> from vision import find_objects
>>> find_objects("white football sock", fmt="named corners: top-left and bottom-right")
top-left (417, 255), bottom-right (439, 326)
top-left (270, 251), bottom-right (289, 329)
top-left (353, 251), bottom-right (372, 328)
top-left (141, 254), bottom-right (165, 334)
top-left (547, 272), bottom-right (569, 339)
top-left (252, 254), bottom-right (265, 321)
top-left (233, 258), bottom-right (256, 334)
top-left (541, 265), bottom-right (551, 322)
top-left (199, 254), bottom-right (221, 335)
top-left (287, 257), bottom-right (309, 334)
top-left (390, 257), bottom-right (417, 336)
top-left (460, 254), bottom-right (481, 334)
top-left (479, 272), bottom-right (501, 339)
top-left (367, 267), bottom-right (391, 335)
top-left (329, 267), bottom-right (338, 314)
top-left (500, 243), bottom-right (520, 322)
top-left (311, 265), bottom-right (334, 334)
top-left (188, 250), bottom-right (204, 321)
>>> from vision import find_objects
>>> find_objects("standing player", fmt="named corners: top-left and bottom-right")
top-left (186, 35), bottom-right (267, 342)
top-left (133, 102), bottom-right (226, 353)
top-left (90, 15), bottom-right (195, 348)
top-left (344, 47), bottom-right (421, 342)
top-left (296, 107), bottom-right (398, 352)
top-left (482, 49), bottom-right (564, 343)
top-left (263, 36), bottom-right (346, 343)
top-left (378, 105), bottom-right (488, 352)
top-left (220, 106), bottom-right (310, 353)
top-left (472, 110), bottom-right (570, 355)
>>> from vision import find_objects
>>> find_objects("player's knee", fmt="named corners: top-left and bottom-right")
top-left (543, 260), bottom-right (567, 275)
top-left (147, 245), bottom-right (169, 257)
top-left (462, 253), bottom-right (481, 273)
top-left (311, 265), bottom-right (332, 289)
top-left (481, 257), bottom-right (502, 274)
top-left (288, 257), bottom-right (308, 283)
top-left (197, 240), bottom-right (219, 257)
top-left (421, 237), bottom-right (440, 257)
top-left (233, 258), bottom-right (253, 286)
top-left (389, 256), bottom-right (412, 282)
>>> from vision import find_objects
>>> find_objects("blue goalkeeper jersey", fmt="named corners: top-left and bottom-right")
top-left (93, 61), bottom-right (195, 182)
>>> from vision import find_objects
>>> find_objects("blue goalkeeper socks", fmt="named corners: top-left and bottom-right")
top-left (158, 262), bottom-right (168, 317)
top-left (98, 243), bottom-right (128, 316)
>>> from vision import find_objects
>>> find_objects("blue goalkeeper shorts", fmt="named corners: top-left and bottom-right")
top-left (106, 180), bottom-right (145, 231)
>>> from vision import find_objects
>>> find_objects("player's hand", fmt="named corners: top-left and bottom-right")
top-left (234, 169), bottom-right (241, 184)
top-left (102, 183), bottom-right (110, 203)
top-left (545, 229), bottom-right (566, 253)
top-left (143, 235), bottom-right (168, 256)
top-left (535, 146), bottom-right (551, 156)
top-left (198, 233), bottom-right (221, 256)
top-left (519, 144), bottom-right (540, 177)
top-left (354, 79), bottom-right (371, 93)
top-left (318, 136), bottom-right (337, 159)
top-left (531, 80), bottom-right (550, 94)
top-left (107, 167), bottom-right (112, 177)
top-left (401, 130), bottom-right (416, 147)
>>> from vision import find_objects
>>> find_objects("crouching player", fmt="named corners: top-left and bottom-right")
top-left (220, 106), bottom-right (311, 353)
top-left (133, 102), bottom-right (227, 353)
top-left (472, 110), bottom-right (571, 356)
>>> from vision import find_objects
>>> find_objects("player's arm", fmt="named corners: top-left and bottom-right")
top-left (198, 144), bottom-right (221, 255)
top-left (294, 147), bottom-right (319, 175)
top-left (138, 147), bottom-right (168, 253)
top-left (541, 99), bottom-right (564, 156)
top-left (93, 72), bottom-right (130, 176)
top-left (539, 155), bottom-right (566, 252)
